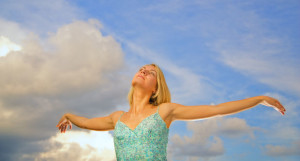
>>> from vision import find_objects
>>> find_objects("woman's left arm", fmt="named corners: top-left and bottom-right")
top-left (170, 96), bottom-right (286, 121)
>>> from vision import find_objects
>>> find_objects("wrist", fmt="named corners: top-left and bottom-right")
top-left (256, 96), bottom-right (267, 104)
top-left (64, 113), bottom-right (71, 119)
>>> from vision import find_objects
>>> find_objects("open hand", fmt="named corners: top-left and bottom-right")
top-left (260, 96), bottom-right (286, 115)
top-left (56, 114), bottom-right (72, 133)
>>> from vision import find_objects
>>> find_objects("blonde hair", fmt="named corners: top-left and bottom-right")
top-left (128, 64), bottom-right (171, 106)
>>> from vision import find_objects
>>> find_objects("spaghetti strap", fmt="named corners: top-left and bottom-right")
top-left (156, 106), bottom-right (159, 113)
top-left (118, 112), bottom-right (125, 121)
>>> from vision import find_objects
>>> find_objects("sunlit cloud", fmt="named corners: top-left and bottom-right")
top-left (0, 19), bottom-right (128, 141)
top-left (22, 131), bottom-right (116, 161)
top-left (0, 36), bottom-right (22, 56)
top-left (0, 0), bottom-right (299, 161)
top-left (0, 19), bottom-right (124, 96)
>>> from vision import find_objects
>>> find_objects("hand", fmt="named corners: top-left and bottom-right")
top-left (260, 96), bottom-right (286, 115)
top-left (56, 114), bottom-right (72, 133)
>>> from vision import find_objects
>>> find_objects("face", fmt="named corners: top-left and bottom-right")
top-left (132, 65), bottom-right (157, 93)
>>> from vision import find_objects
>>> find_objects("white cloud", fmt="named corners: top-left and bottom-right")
top-left (0, 19), bottom-right (124, 96)
top-left (168, 117), bottom-right (257, 160)
top-left (202, 3), bottom-right (300, 97)
top-left (0, 19), bottom-right (129, 139)
top-left (264, 140), bottom-right (300, 156)
top-left (0, 18), bottom-right (29, 43)
top-left (22, 130), bottom-right (116, 161)
top-left (249, 92), bottom-right (300, 157)
top-left (0, 36), bottom-right (22, 56)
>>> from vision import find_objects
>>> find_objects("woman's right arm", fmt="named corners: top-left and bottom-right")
top-left (56, 111), bottom-right (123, 133)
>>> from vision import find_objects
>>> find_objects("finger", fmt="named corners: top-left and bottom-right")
top-left (280, 103), bottom-right (286, 111)
top-left (277, 107), bottom-right (285, 115)
top-left (70, 122), bottom-right (72, 130)
top-left (62, 126), bottom-right (66, 133)
top-left (64, 125), bottom-right (67, 133)
top-left (59, 124), bottom-right (65, 131)
top-left (59, 124), bottom-right (63, 130)
top-left (277, 102), bottom-right (286, 112)
top-left (61, 124), bottom-right (65, 130)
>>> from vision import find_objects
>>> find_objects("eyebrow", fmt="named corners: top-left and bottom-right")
top-left (141, 67), bottom-right (157, 73)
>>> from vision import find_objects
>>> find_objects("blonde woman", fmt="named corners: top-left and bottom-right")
top-left (56, 64), bottom-right (286, 160)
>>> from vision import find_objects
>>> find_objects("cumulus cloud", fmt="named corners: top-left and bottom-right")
top-left (168, 117), bottom-right (257, 160)
top-left (0, 19), bottom-right (124, 96)
top-left (22, 131), bottom-right (116, 161)
top-left (0, 36), bottom-right (22, 56)
top-left (0, 19), bottom-right (130, 160)
top-left (0, 18), bottom-right (29, 43)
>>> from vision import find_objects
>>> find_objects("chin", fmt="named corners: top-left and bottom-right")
top-left (132, 79), bottom-right (143, 87)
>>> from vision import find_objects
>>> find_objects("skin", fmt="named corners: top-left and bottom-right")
top-left (56, 65), bottom-right (286, 133)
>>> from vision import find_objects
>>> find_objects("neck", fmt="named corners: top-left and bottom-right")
top-left (129, 87), bottom-right (153, 116)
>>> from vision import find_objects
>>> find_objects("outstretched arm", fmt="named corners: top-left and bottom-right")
top-left (56, 111), bottom-right (122, 133)
top-left (170, 96), bottom-right (286, 121)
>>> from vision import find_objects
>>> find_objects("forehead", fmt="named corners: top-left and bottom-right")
top-left (141, 65), bottom-right (156, 71)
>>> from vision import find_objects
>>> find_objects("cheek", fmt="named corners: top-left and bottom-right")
top-left (149, 77), bottom-right (157, 88)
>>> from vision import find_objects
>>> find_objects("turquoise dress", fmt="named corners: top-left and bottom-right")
top-left (113, 106), bottom-right (169, 160)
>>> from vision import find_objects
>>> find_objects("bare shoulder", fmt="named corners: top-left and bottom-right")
top-left (159, 102), bottom-right (180, 111)
top-left (109, 110), bottom-right (125, 123)
top-left (158, 103), bottom-right (180, 128)
top-left (158, 103), bottom-right (178, 118)
top-left (159, 102), bottom-right (186, 118)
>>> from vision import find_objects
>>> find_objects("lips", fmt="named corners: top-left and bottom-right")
top-left (138, 75), bottom-right (145, 80)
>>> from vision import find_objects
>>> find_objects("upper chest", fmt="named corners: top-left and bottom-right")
top-left (115, 104), bottom-right (172, 130)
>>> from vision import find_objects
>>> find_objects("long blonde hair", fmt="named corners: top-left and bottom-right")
top-left (128, 64), bottom-right (171, 106)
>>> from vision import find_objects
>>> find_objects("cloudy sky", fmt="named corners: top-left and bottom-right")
top-left (0, 0), bottom-right (299, 161)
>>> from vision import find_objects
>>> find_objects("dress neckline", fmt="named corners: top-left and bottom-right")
top-left (118, 112), bottom-right (158, 131)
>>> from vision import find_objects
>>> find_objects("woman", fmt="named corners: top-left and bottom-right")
top-left (56, 64), bottom-right (286, 160)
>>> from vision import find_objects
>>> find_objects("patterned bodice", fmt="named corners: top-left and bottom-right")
top-left (113, 106), bottom-right (169, 160)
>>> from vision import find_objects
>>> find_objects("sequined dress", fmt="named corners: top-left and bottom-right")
top-left (113, 106), bottom-right (169, 160)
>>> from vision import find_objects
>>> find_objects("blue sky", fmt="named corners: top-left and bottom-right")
top-left (0, 0), bottom-right (299, 160)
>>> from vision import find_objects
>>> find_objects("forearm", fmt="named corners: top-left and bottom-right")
top-left (216, 96), bottom-right (265, 116)
top-left (65, 113), bottom-right (89, 129)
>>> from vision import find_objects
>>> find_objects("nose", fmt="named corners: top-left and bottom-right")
top-left (141, 69), bottom-right (149, 75)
